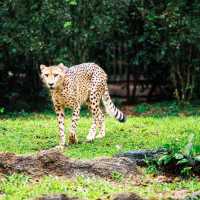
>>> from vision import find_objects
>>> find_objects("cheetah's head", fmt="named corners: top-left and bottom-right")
top-left (40, 63), bottom-right (66, 90)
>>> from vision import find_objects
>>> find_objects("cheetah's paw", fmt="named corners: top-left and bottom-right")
top-left (96, 134), bottom-right (105, 139)
top-left (86, 132), bottom-right (96, 142)
top-left (68, 134), bottom-right (78, 144)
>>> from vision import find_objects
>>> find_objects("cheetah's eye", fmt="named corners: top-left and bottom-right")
top-left (54, 74), bottom-right (59, 78)
top-left (44, 74), bottom-right (48, 77)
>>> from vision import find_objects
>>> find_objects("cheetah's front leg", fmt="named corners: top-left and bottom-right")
top-left (68, 104), bottom-right (80, 144)
top-left (55, 106), bottom-right (66, 150)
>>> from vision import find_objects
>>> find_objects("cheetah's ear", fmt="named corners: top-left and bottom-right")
top-left (58, 63), bottom-right (65, 68)
top-left (40, 64), bottom-right (46, 72)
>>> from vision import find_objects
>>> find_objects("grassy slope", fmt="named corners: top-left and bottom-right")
top-left (1, 174), bottom-right (200, 200)
top-left (1, 111), bottom-right (200, 158)
top-left (0, 102), bottom-right (200, 199)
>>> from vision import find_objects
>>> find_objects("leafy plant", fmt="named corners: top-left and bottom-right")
top-left (157, 134), bottom-right (200, 177)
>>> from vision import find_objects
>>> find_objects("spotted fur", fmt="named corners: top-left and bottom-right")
top-left (40, 63), bottom-right (126, 149)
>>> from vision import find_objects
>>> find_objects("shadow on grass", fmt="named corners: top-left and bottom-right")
top-left (1, 100), bottom-right (200, 119)
top-left (133, 100), bottom-right (200, 118)
top-left (0, 106), bottom-right (91, 119)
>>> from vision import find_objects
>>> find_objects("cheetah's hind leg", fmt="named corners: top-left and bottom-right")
top-left (86, 108), bottom-right (105, 140)
top-left (68, 105), bottom-right (80, 144)
top-left (86, 83), bottom-right (105, 142)
top-left (95, 109), bottom-right (105, 139)
top-left (85, 101), bottom-right (96, 142)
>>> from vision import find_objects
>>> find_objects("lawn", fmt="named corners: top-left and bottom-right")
top-left (0, 102), bottom-right (200, 199)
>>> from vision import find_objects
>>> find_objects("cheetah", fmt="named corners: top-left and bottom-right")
top-left (40, 63), bottom-right (126, 150)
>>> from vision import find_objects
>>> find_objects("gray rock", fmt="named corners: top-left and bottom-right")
top-left (116, 148), bottom-right (167, 166)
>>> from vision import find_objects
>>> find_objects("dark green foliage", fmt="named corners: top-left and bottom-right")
top-left (0, 0), bottom-right (200, 110)
top-left (148, 134), bottom-right (200, 177)
top-left (134, 103), bottom-right (151, 114)
top-left (134, 101), bottom-right (200, 117)
top-left (0, 0), bottom-right (71, 110)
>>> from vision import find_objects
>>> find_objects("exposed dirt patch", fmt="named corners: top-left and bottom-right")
top-left (112, 192), bottom-right (145, 200)
top-left (35, 193), bottom-right (145, 200)
top-left (36, 194), bottom-right (79, 200)
top-left (0, 149), bottom-right (138, 179)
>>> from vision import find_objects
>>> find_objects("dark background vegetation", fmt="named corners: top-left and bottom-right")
top-left (0, 0), bottom-right (200, 111)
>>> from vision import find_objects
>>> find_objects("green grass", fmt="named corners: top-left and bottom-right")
top-left (0, 102), bottom-right (200, 199)
top-left (0, 174), bottom-right (199, 200)
top-left (1, 110), bottom-right (200, 158)
top-left (0, 174), bottom-right (121, 200)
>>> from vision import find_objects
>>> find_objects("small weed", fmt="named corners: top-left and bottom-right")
top-left (145, 165), bottom-right (158, 175)
top-left (144, 156), bottom-right (159, 175)
top-left (181, 167), bottom-right (193, 177)
top-left (111, 171), bottom-right (124, 182)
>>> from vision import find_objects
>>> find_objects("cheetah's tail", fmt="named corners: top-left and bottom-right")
top-left (102, 89), bottom-right (126, 122)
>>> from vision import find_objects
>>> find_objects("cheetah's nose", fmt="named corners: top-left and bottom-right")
top-left (48, 83), bottom-right (54, 87)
